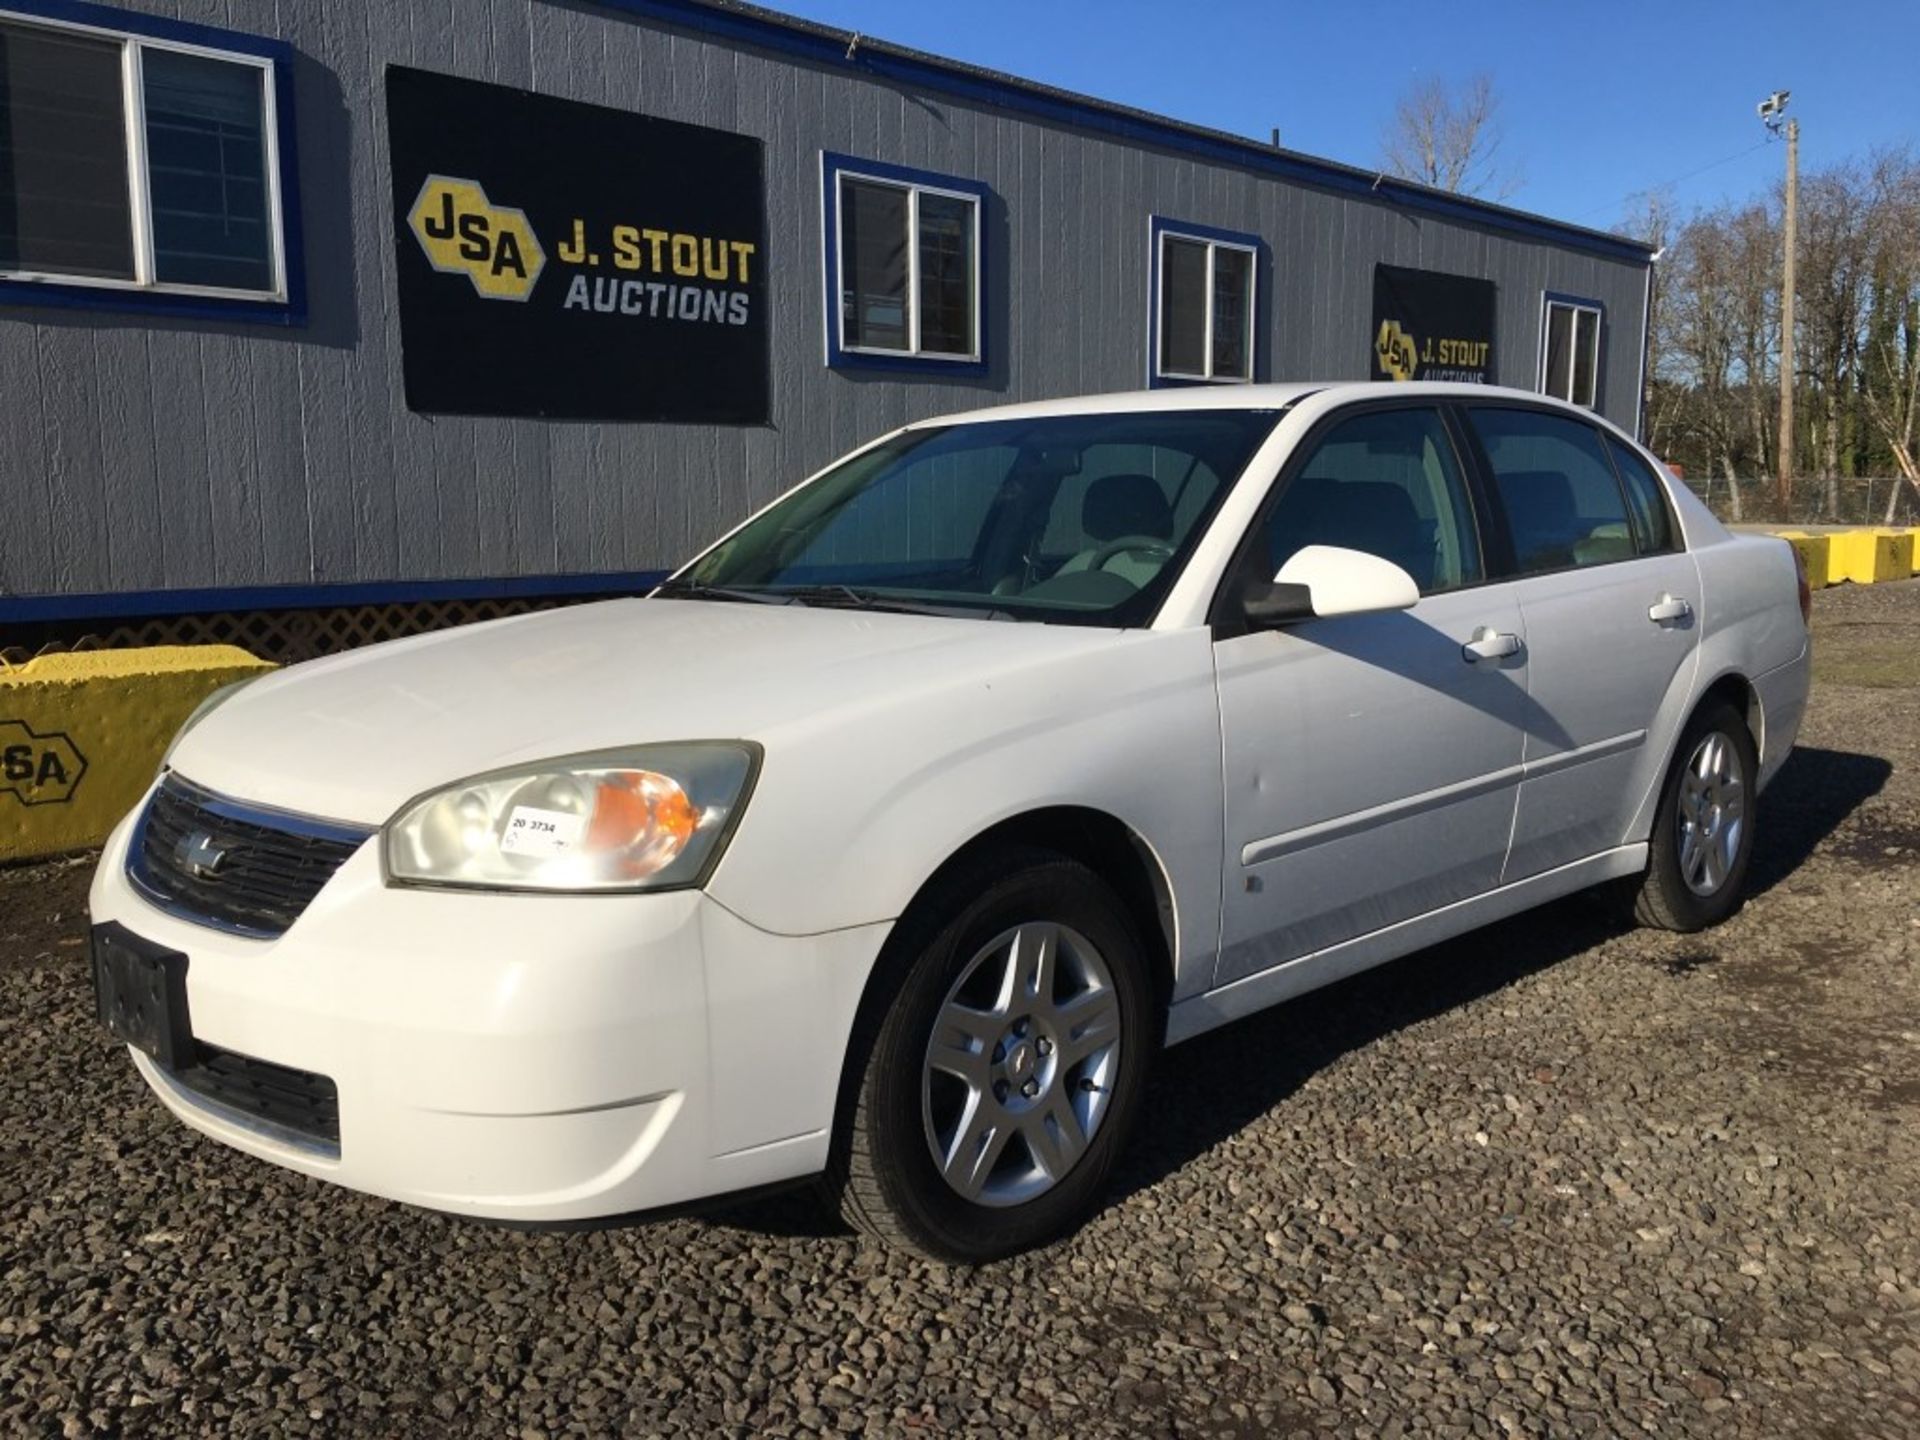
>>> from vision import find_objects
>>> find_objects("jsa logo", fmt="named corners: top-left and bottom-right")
top-left (0, 720), bottom-right (86, 806)
top-left (407, 175), bottom-right (546, 300)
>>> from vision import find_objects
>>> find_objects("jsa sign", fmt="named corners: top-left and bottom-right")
top-left (387, 66), bottom-right (769, 424)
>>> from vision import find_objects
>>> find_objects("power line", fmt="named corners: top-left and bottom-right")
top-left (1568, 138), bottom-right (1771, 223)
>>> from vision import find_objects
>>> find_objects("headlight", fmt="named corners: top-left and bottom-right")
top-left (381, 743), bottom-right (760, 893)
top-left (162, 676), bottom-right (263, 768)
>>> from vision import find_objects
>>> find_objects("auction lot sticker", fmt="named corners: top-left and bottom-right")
top-left (386, 65), bottom-right (769, 424)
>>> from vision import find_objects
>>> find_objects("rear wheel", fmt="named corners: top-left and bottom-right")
top-left (827, 849), bottom-right (1154, 1262)
top-left (1634, 701), bottom-right (1758, 931)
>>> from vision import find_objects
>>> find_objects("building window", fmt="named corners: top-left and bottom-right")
top-left (0, 4), bottom-right (295, 314)
top-left (1150, 218), bottom-right (1258, 385)
top-left (822, 152), bottom-right (985, 370)
top-left (1540, 295), bottom-right (1602, 408)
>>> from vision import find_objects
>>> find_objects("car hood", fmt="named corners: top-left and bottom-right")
top-left (166, 598), bottom-right (1136, 824)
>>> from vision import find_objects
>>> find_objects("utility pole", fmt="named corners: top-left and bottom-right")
top-left (1759, 91), bottom-right (1797, 510)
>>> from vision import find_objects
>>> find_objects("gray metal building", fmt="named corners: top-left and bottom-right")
top-left (0, 0), bottom-right (1653, 630)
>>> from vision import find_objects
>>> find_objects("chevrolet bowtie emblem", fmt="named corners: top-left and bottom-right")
top-left (177, 830), bottom-right (230, 880)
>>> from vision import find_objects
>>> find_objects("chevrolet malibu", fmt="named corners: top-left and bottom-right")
top-left (90, 383), bottom-right (1811, 1262)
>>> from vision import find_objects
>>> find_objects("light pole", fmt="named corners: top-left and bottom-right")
top-left (1759, 90), bottom-right (1797, 512)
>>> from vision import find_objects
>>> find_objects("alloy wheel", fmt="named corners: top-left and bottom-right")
top-left (921, 922), bottom-right (1123, 1207)
top-left (1676, 730), bottom-right (1746, 896)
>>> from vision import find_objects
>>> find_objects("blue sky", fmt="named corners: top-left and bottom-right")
top-left (774, 0), bottom-right (1916, 233)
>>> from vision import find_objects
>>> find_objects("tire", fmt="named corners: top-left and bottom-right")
top-left (825, 846), bottom-right (1156, 1263)
top-left (1634, 701), bottom-right (1759, 932)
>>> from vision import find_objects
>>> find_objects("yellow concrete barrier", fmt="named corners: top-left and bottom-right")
top-left (1892, 527), bottom-right (1920, 576)
top-left (0, 646), bottom-right (274, 861)
top-left (1826, 529), bottom-right (1912, 585)
top-left (1775, 532), bottom-right (1833, 589)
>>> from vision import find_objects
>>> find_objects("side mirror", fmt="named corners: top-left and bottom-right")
top-left (1242, 544), bottom-right (1421, 628)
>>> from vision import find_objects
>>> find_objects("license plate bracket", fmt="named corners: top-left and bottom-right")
top-left (92, 922), bottom-right (194, 1070)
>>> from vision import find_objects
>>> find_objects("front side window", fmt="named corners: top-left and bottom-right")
top-left (1469, 407), bottom-right (1636, 573)
top-left (0, 10), bottom-right (287, 305)
top-left (1153, 220), bottom-right (1257, 384)
top-left (825, 153), bottom-right (983, 367)
top-left (1255, 407), bottom-right (1482, 594)
top-left (1540, 296), bottom-right (1602, 407)
top-left (671, 410), bottom-right (1281, 627)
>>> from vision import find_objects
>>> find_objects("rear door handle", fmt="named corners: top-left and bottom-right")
top-left (1462, 628), bottom-right (1522, 662)
top-left (1648, 595), bottom-right (1693, 624)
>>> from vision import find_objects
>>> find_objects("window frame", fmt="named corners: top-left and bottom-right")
top-left (819, 150), bottom-right (987, 374)
top-left (0, 0), bottom-right (301, 323)
top-left (1148, 215), bottom-right (1260, 387)
top-left (1538, 292), bottom-right (1604, 408)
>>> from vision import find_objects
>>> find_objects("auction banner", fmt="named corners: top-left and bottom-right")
top-left (1370, 264), bottom-right (1497, 385)
top-left (386, 66), bottom-right (769, 424)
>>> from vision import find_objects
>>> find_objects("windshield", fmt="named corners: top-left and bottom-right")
top-left (668, 409), bottom-right (1282, 625)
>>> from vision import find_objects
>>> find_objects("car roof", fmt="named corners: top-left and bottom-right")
top-left (909, 382), bottom-right (1615, 431)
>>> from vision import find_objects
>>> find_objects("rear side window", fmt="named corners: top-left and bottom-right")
top-left (1259, 407), bottom-right (1482, 594)
top-left (1468, 408), bottom-right (1635, 574)
top-left (1603, 434), bottom-right (1678, 554)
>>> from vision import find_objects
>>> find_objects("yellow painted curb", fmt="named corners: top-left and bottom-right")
top-left (1826, 529), bottom-right (1911, 585)
top-left (0, 645), bottom-right (275, 861)
top-left (1774, 532), bottom-right (1833, 589)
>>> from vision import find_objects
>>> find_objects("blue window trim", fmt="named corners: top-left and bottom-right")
top-left (820, 150), bottom-right (989, 376)
top-left (1540, 290), bottom-right (1605, 409)
top-left (0, 571), bottom-right (671, 627)
top-left (1147, 215), bottom-right (1264, 389)
top-left (594, 0), bottom-right (1650, 268)
top-left (0, 0), bottom-right (306, 327)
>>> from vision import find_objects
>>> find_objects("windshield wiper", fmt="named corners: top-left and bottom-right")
top-left (651, 579), bottom-right (795, 606)
top-left (772, 585), bottom-right (1020, 621)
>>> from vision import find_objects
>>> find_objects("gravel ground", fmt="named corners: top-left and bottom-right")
top-left (3, 580), bottom-right (1917, 1439)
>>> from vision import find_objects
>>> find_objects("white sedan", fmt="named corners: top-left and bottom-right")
top-left (89, 383), bottom-right (1810, 1261)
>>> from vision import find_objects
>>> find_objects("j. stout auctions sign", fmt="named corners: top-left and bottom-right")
top-left (387, 66), bottom-right (768, 423)
top-left (1371, 264), bottom-right (1497, 385)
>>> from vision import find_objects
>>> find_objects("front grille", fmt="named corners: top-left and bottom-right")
top-left (171, 1044), bottom-right (341, 1150)
top-left (130, 776), bottom-right (372, 937)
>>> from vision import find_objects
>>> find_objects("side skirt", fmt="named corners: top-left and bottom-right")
top-left (1165, 844), bottom-right (1648, 1046)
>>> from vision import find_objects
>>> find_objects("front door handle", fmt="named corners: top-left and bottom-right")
top-left (1462, 628), bottom-right (1522, 663)
top-left (1648, 595), bottom-right (1694, 624)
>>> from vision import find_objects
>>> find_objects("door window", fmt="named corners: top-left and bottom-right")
top-left (1256, 407), bottom-right (1482, 594)
top-left (1468, 408), bottom-right (1637, 574)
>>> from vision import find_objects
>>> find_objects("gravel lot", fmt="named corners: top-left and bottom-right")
top-left (4, 581), bottom-right (1917, 1439)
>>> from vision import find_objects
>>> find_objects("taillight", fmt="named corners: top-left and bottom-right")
top-left (1791, 546), bottom-right (1811, 628)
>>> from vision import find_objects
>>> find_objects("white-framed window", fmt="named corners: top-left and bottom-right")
top-left (1151, 218), bottom-right (1258, 384)
top-left (0, 5), bottom-right (289, 305)
top-left (1540, 295), bottom-right (1603, 408)
top-left (822, 152), bottom-right (985, 369)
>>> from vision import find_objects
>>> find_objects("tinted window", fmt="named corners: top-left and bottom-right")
top-left (1469, 408), bottom-right (1635, 573)
top-left (1603, 434), bottom-right (1677, 554)
top-left (143, 49), bottom-right (272, 291)
top-left (0, 22), bottom-right (134, 280)
top-left (1259, 407), bottom-right (1482, 594)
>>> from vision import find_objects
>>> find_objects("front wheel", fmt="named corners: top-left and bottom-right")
top-left (827, 849), bottom-right (1155, 1262)
top-left (1634, 701), bottom-right (1759, 931)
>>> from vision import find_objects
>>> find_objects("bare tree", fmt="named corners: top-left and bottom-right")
top-left (1380, 74), bottom-right (1521, 200)
top-left (1859, 149), bottom-right (1920, 517)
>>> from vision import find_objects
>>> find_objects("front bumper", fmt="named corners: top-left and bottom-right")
top-left (89, 803), bottom-right (889, 1222)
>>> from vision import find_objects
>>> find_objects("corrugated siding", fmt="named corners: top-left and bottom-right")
top-left (0, 0), bottom-right (1650, 601)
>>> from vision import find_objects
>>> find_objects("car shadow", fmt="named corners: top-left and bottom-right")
top-left (702, 746), bottom-right (1889, 1244)
top-left (1743, 745), bottom-right (1892, 895)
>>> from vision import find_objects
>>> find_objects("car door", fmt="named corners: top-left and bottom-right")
top-left (1212, 403), bottom-right (1534, 986)
top-left (1460, 405), bottom-right (1701, 881)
